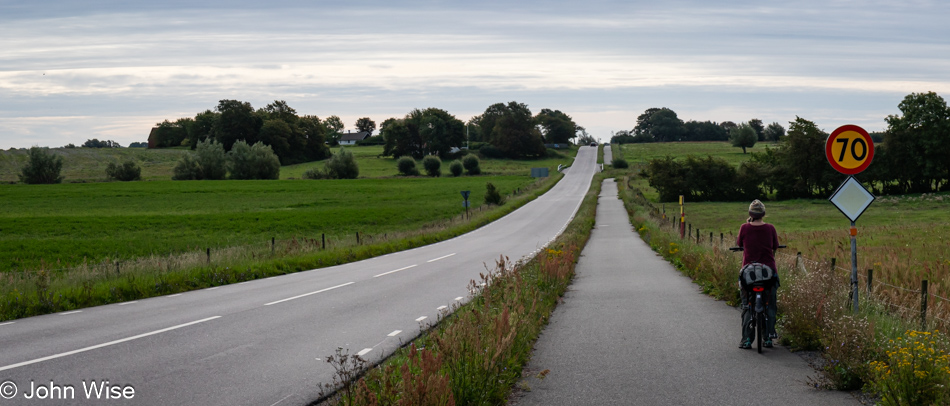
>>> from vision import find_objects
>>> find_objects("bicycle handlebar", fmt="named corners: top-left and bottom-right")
top-left (729, 245), bottom-right (786, 252)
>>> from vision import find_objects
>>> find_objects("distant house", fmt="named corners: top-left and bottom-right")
top-left (339, 131), bottom-right (372, 145)
top-left (147, 127), bottom-right (159, 149)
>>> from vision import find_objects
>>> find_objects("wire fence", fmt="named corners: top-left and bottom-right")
top-left (627, 181), bottom-right (949, 332)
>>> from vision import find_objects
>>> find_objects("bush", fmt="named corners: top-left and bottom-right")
top-left (422, 156), bottom-right (441, 177)
top-left (449, 160), bottom-right (463, 177)
top-left (397, 156), bottom-right (419, 176)
top-left (611, 157), bottom-right (629, 168)
top-left (228, 141), bottom-right (280, 180)
top-left (869, 330), bottom-right (950, 405)
top-left (484, 182), bottom-right (504, 205)
top-left (324, 148), bottom-right (360, 179)
top-left (172, 139), bottom-right (227, 180)
top-left (19, 147), bottom-right (64, 184)
top-left (462, 154), bottom-right (481, 175)
top-left (106, 160), bottom-right (142, 181)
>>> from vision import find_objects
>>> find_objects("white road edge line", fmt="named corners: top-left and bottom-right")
top-left (59, 311), bottom-right (82, 315)
top-left (388, 330), bottom-right (402, 337)
top-left (264, 282), bottom-right (355, 306)
top-left (118, 302), bottom-right (137, 306)
top-left (168, 294), bottom-right (182, 297)
top-left (454, 297), bottom-right (463, 301)
top-left (0, 322), bottom-right (14, 327)
top-left (207, 287), bottom-right (219, 290)
top-left (373, 264), bottom-right (417, 278)
top-left (437, 306), bottom-right (447, 311)
top-left (0, 316), bottom-right (221, 372)
top-left (357, 348), bottom-right (372, 357)
top-left (415, 316), bottom-right (427, 322)
top-left (426, 253), bottom-right (456, 263)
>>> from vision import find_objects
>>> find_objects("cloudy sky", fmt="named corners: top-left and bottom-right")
top-left (1, 0), bottom-right (948, 148)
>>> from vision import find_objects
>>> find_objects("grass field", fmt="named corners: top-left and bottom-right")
top-left (1, 145), bottom-right (576, 182)
top-left (0, 147), bottom-right (189, 182)
top-left (0, 176), bottom-right (546, 272)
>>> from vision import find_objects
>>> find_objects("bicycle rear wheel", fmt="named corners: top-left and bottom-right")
top-left (756, 312), bottom-right (765, 353)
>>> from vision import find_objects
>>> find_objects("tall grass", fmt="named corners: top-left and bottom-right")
top-left (313, 174), bottom-right (601, 406)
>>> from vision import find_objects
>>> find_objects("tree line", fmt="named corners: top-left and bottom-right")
top-left (643, 92), bottom-right (950, 202)
top-left (611, 107), bottom-right (786, 147)
top-left (153, 100), bottom-right (582, 167)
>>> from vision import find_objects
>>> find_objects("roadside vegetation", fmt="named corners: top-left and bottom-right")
top-left (599, 92), bottom-right (950, 402)
top-left (313, 173), bottom-right (601, 406)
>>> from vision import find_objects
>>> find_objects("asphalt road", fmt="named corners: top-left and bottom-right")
top-left (512, 179), bottom-right (858, 406)
top-left (0, 147), bottom-right (597, 405)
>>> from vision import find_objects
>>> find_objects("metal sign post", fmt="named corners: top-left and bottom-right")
top-left (826, 124), bottom-right (875, 314)
top-left (679, 195), bottom-right (685, 239)
top-left (461, 190), bottom-right (471, 219)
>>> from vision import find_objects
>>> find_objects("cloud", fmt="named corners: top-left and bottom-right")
top-left (0, 1), bottom-right (948, 147)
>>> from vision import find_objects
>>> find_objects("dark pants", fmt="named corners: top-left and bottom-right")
top-left (740, 285), bottom-right (777, 342)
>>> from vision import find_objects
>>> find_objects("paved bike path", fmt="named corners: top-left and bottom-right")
top-left (512, 179), bottom-right (857, 405)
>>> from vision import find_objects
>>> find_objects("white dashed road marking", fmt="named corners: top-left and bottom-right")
top-left (264, 282), bottom-right (355, 306)
top-left (426, 253), bottom-right (456, 263)
top-left (374, 265), bottom-right (417, 278)
top-left (388, 330), bottom-right (402, 337)
top-left (59, 311), bottom-right (82, 316)
top-left (415, 316), bottom-right (427, 322)
top-left (0, 316), bottom-right (221, 373)
top-left (357, 348), bottom-right (373, 357)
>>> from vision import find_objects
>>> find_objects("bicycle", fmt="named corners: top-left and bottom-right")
top-left (729, 245), bottom-right (785, 353)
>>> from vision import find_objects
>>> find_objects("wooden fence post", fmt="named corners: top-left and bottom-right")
top-left (271, 237), bottom-right (275, 255)
top-left (206, 248), bottom-right (210, 265)
top-left (921, 280), bottom-right (929, 331)
top-left (322, 234), bottom-right (326, 250)
top-left (867, 269), bottom-right (873, 294)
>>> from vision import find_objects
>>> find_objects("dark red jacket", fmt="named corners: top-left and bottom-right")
top-left (736, 223), bottom-right (779, 274)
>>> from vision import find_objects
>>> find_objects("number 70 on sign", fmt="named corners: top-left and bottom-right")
top-left (825, 124), bottom-right (875, 175)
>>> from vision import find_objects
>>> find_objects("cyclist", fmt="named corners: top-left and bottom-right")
top-left (736, 199), bottom-right (780, 349)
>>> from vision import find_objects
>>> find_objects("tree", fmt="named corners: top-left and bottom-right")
top-left (173, 139), bottom-right (227, 180)
top-left (884, 91), bottom-right (950, 192)
top-left (484, 183), bottom-right (504, 205)
top-left (480, 102), bottom-right (545, 158)
top-left (535, 108), bottom-right (577, 144)
top-left (19, 147), bottom-right (63, 184)
top-left (323, 148), bottom-right (358, 179)
top-left (355, 117), bottom-right (376, 135)
top-left (763, 122), bottom-right (785, 141)
top-left (397, 156), bottom-right (419, 176)
top-left (422, 156), bottom-right (441, 177)
top-left (106, 160), bottom-right (142, 181)
top-left (462, 154), bottom-right (481, 175)
top-left (324, 115), bottom-right (345, 146)
top-left (212, 99), bottom-right (262, 151)
top-left (188, 110), bottom-right (218, 149)
top-left (257, 120), bottom-right (294, 164)
top-left (730, 123), bottom-right (757, 154)
top-left (151, 120), bottom-right (188, 148)
top-left (683, 120), bottom-right (729, 141)
top-left (83, 139), bottom-right (121, 148)
top-left (633, 108), bottom-right (685, 142)
top-left (260, 100), bottom-right (297, 124)
top-left (228, 141), bottom-right (280, 180)
top-left (382, 109), bottom-right (465, 159)
top-left (578, 129), bottom-right (598, 145)
top-left (449, 160), bottom-right (463, 176)
top-left (382, 119), bottom-right (418, 158)
top-left (297, 115), bottom-right (330, 161)
top-left (719, 121), bottom-right (738, 135)
top-left (769, 116), bottom-right (838, 199)
top-left (748, 119), bottom-right (765, 141)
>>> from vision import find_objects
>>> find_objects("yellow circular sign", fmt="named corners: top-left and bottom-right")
top-left (826, 125), bottom-right (874, 175)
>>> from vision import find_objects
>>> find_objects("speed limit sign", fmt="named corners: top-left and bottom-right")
top-left (826, 125), bottom-right (874, 175)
